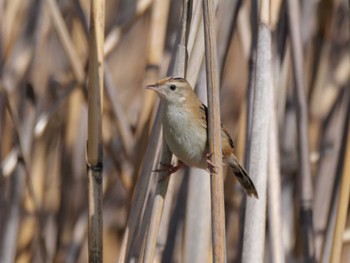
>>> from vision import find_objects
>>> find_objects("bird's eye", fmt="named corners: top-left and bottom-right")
top-left (169, 84), bottom-right (176, 91)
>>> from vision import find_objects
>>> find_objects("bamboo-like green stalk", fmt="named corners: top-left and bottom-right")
top-left (86, 0), bottom-right (105, 262)
top-left (202, 0), bottom-right (226, 261)
top-left (287, 0), bottom-right (315, 261)
top-left (242, 0), bottom-right (271, 262)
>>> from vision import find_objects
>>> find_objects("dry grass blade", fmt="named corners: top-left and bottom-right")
top-left (242, 0), bottom-right (271, 262)
top-left (86, 0), bottom-right (105, 262)
top-left (202, 0), bottom-right (226, 261)
top-left (287, 0), bottom-right (315, 261)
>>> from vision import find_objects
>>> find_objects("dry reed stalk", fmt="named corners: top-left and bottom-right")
top-left (118, 1), bottom-right (172, 261)
top-left (0, 166), bottom-right (25, 263)
top-left (65, 212), bottom-right (88, 263)
top-left (313, 90), bottom-right (349, 259)
top-left (0, 84), bottom-right (47, 262)
top-left (183, 1), bottom-right (220, 261)
top-left (104, 0), bottom-right (154, 57)
top-left (243, 0), bottom-right (258, 167)
top-left (135, 0), bottom-right (170, 141)
top-left (86, 0), bottom-right (105, 262)
top-left (241, 0), bottom-right (271, 262)
top-left (155, 172), bottom-right (185, 262)
top-left (62, 1), bottom-right (134, 160)
top-left (267, 1), bottom-right (284, 262)
top-left (104, 65), bottom-right (134, 157)
top-left (130, 0), bottom-right (171, 209)
top-left (142, 1), bottom-right (192, 261)
top-left (309, 24), bottom-right (349, 228)
top-left (186, 9), bottom-right (204, 86)
top-left (141, 144), bottom-right (172, 263)
top-left (0, 0), bottom-right (3, 71)
top-left (202, 0), bottom-right (226, 261)
top-left (137, 0), bottom-right (174, 260)
top-left (44, 0), bottom-right (85, 84)
top-left (183, 72), bottom-right (211, 263)
top-left (118, 115), bottom-right (162, 262)
top-left (330, 91), bottom-right (350, 263)
top-left (2, 0), bottom-right (22, 59)
top-left (321, 183), bottom-right (338, 263)
top-left (217, 0), bottom-right (242, 77)
top-left (268, 84), bottom-right (285, 263)
top-left (230, 4), bottom-right (252, 171)
top-left (287, 0), bottom-right (315, 261)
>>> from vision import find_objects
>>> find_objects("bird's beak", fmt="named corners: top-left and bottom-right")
top-left (145, 84), bottom-right (158, 91)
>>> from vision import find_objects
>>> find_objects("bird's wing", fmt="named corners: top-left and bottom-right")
top-left (199, 103), bottom-right (235, 151)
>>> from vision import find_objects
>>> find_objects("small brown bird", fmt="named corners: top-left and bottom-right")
top-left (146, 77), bottom-right (258, 198)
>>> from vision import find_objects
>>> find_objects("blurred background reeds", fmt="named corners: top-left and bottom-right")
top-left (0, 0), bottom-right (349, 262)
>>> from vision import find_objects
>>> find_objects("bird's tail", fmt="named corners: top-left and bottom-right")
top-left (227, 155), bottom-right (259, 199)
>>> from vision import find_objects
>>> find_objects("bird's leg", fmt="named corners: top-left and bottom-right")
top-left (206, 153), bottom-right (218, 174)
top-left (153, 161), bottom-right (183, 181)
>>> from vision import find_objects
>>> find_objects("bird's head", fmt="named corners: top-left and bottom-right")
top-left (145, 77), bottom-right (194, 106)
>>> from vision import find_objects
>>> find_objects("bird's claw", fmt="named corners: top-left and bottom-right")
top-left (206, 153), bottom-right (218, 174)
top-left (153, 161), bottom-right (183, 182)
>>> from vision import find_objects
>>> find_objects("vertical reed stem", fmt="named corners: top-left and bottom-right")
top-left (87, 0), bottom-right (105, 262)
top-left (202, 0), bottom-right (226, 261)
top-left (242, 0), bottom-right (271, 262)
top-left (330, 95), bottom-right (350, 263)
top-left (287, 0), bottom-right (315, 260)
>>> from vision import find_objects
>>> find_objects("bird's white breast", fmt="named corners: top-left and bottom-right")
top-left (162, 104), bottom-right (207, 168)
